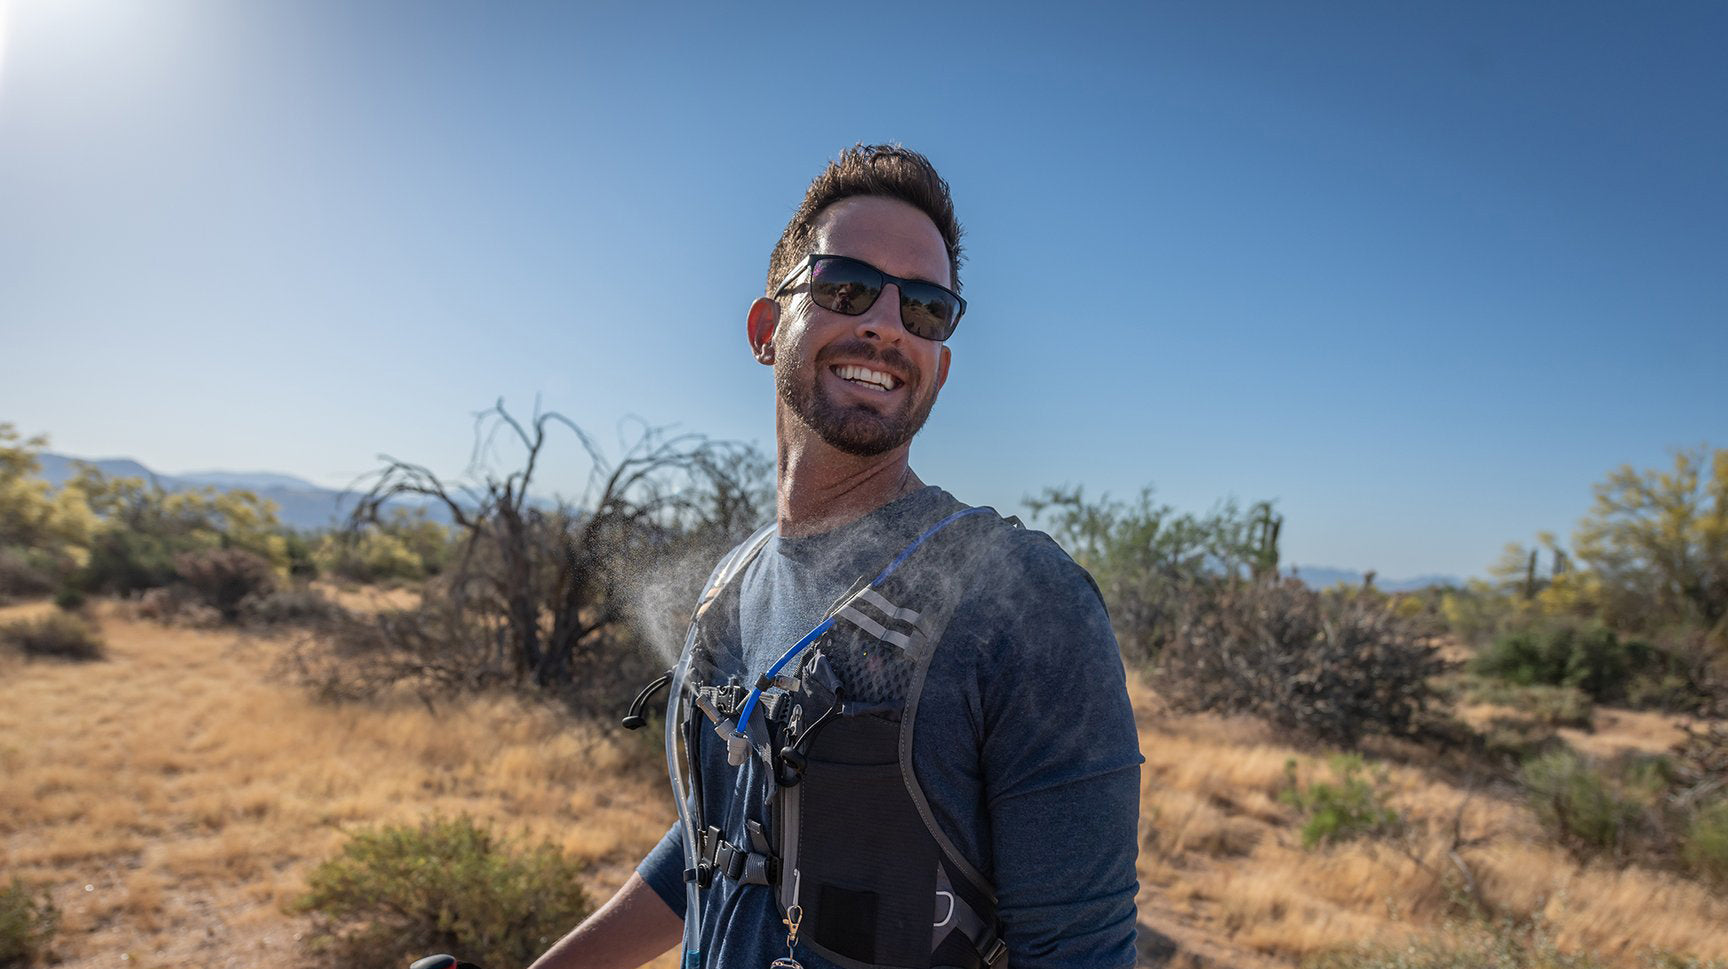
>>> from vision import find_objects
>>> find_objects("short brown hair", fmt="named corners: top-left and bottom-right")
top-left (766, 144), bottom-right (965, 297)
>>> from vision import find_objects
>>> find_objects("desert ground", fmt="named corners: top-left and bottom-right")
top-left (3, 599), bottom-right (1724, 968)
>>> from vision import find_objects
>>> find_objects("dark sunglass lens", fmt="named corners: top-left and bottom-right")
top-left (809, 258), bottom-right (882, 316)
top-left (899, 284), bottom-right (958, 340)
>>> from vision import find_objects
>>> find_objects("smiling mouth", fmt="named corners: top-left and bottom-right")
top-left (831, 364), bottom-right (901, 392)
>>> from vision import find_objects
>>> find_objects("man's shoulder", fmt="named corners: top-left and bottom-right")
top-left (929, 500), bottom-right (1104, 613)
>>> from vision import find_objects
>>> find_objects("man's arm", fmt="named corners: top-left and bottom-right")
top-left (525, 872), bottom-right (682, 969)
top-left (975, 537), bottom-right (1143, 968)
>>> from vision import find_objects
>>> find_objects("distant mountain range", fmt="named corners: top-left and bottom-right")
top-left (1286, 565), bottom-right (1462, 592)
top-left (35, 453), bottom-right (451, 531)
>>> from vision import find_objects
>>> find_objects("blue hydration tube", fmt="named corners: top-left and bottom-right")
top-left (730, 507), bottom-right (989, 738)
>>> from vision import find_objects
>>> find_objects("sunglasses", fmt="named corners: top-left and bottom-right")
top-left (772, 254), bottom-right (966, 342)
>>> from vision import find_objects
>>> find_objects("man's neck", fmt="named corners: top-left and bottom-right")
top-left (774, 416), bottom-right (924, 539)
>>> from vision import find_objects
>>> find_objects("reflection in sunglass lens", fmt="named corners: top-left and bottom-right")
top-left (899, 285), bottom-right (956, 339)
top-left (810, 258), bottom-right (883, 316)
top-left (803, 255), bottom-right (960, 341)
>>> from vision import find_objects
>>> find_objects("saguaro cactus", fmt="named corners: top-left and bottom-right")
top-left (1249, 501), bottom-right (1283, 580)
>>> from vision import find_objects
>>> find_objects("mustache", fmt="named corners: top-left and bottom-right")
top-left (814, 339), bottom-right (919, 382)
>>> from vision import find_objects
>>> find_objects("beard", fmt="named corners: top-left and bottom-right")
top-left (776, 337), bottom-right (938, 457)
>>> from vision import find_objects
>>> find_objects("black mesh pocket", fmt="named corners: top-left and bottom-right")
top-left (800, 718), bottom-right (937, 968)
top-left (822, 630), bottom-right (918, 704)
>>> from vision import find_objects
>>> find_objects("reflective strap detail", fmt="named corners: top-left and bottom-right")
top-left (836, 606), bottom-right (914, 651)
top-left (857, 587), bottom-right (921, 625)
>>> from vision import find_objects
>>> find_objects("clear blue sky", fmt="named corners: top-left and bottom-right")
top-left (2, 0), bottom-right (1723, 579)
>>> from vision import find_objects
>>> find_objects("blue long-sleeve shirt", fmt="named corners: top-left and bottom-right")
top-left (639, 486), bottom-right (1143, 968)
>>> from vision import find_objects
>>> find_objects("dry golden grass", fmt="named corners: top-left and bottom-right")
top-left (6, 597), bottom-right (1725, 969)
top-left (0, 599), bottom-right (679, 969)
top-left (1127, 672), bottom-right (1728, 967)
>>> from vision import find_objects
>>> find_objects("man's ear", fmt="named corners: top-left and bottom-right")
top-left (746, 297), bottom-right (779, 366)
top-left (935, 343), bottom-right (951, 393)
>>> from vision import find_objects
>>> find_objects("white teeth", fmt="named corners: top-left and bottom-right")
top-left (834, 364), bottom-right (898, 391)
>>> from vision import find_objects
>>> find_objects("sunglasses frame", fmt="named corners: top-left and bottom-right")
top-left (772, 253), bottom-right (966, 341)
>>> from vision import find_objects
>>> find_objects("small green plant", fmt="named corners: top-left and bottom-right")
top-left (0, 612), bottom-right (104, 661)
top-left (1681, 799), bottom-right (1728, 887)
top-left (1280, 755), bottom-right (1403, 849)
top-left (1519, 750), bottom-right (1643, 854)
top-left (294, 814), bottom-right (592, 969)
top-left (0, 877), bottom-right (60, 968)
top-left (51, 587), bottom-right (86, 612)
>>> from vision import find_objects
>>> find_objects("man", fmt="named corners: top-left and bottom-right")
top-left (530, 145), bottom-right (1141, 969)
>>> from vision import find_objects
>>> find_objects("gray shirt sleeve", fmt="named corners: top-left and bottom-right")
top-left (965, 537), bottom-right (1143, 968)
top-left (637, 821), bottom-right (687, 918)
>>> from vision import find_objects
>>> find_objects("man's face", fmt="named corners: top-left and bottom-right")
top-left (771, 196), bottom-right (953, 457)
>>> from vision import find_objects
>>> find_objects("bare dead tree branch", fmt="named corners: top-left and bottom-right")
top-left (312, 401), bottom-right (771, 714)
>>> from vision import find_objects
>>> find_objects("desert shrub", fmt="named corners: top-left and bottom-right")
top-left (124, 585), bottom-right (220, 627)
top-left (315, 509), bottom-right (454, 583)
top-left (1672, 722), bottom-right (1728, 796)
top-left (294, 815), bottom-right (591, 969)
top-left (1460, 679), bottom-right (1594, 729)
top-left (78, 527), bottom-right (180, 595)
top-left (238, 584), bottom-right (347, 628)
top-left (1682, 799), bottom-right (1728, 887)
top-left (1441, 581), bottom-right (1524, 648)
top-left (0, 877), bottom-right (59, 968)
top-left (0, 612), bottom-right (104, 661)
top-left (306, 405), bottom-right (771, 717)
top-left (1572, 446), bottom-right (1728, 634)
top-left (1475, 716), bottom-right (1568, 764)
top-left (1473, 621), bottom-right (1651, 702)
top-left (1028, 486), bottom-right (1281, 665)
top-left (1157, 579), bottom-right (1450, 747)
top-left (51, 587), bottom-right (86, 612)
top-left (173, 547), bottom-right (276, 622)
top-left (1280, 755), bottom-right (1403, 849)
top-left (0, 547), bottom-right (56, 601)
top-left (1520, 750), bottom-right (1645, 855)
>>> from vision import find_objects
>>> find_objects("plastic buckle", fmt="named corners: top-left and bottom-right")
top-left (980, 937), bottom-right (1009, 967)
top-left (714, 841), bottom-right (745, 881)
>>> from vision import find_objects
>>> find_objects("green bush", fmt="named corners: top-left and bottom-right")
top-left (1520, 750), bottom-right (1643, 854)
top-left (0, 612), bottom-right (104, 661)
top-left (0, 878), bottom-right (59, 968)
top-left (78, 527), bottom-right (179, 595)
top-left (294, 815), bottom-right (592, 969)
top-left (1280, 755), bottom-right (1403, 849)
top-left (1682, 799), bottom-right (1728, 887)
top-left (1474, 621), bottom-right (1651, 702)
top-left (52, 587), bottom-right (86, 612)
